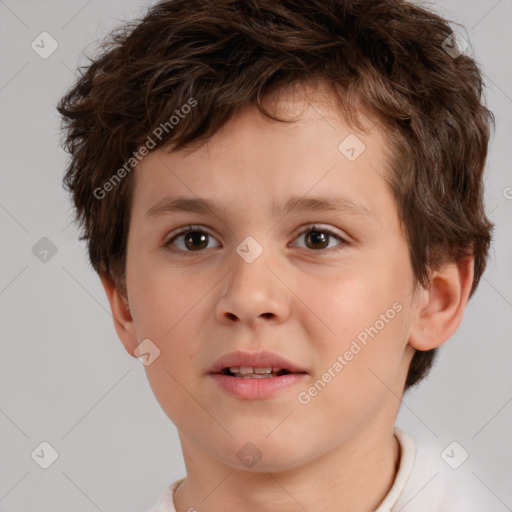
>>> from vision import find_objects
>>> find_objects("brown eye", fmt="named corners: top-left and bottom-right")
top-left (292, 224), bottom-right (347, 252)
top-left (304, 230), bottom-right (329, 250)
top-left (182, 231), bottom-right (209, 251)
top-left (165, 225), bottom-right (220, 255)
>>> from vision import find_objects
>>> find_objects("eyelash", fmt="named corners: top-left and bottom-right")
top-left (163, 224), bottom-right (349, 257)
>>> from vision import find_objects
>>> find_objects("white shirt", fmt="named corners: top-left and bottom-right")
top-left (148, 427), bottom-right (488, 511)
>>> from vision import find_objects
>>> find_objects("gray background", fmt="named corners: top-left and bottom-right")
top-left (0, 0), bottom-right (511, 510)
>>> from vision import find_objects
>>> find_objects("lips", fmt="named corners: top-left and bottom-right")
top-left (208, 350), bottom-right (308, 376)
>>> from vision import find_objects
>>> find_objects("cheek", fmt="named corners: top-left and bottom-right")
top-left (128, 255), bottom-right (200, 333)
top-left (299, 269), bottom-right (396, 347)
top-left (296, 270), bottom-right (410, 407)
top-left (127, 261), bottom-right (207, 392)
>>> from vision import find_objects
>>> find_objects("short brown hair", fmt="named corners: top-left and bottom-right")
top-left (57, 0), bottom-right (494, 390)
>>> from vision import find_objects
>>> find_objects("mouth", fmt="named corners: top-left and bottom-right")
top-left (207, 350), bottom-right (308, 376)
top-left (216, 367), bottom-right (306, 378)
top-left (207, 351), bottom-right (308, 399)
top-left (209, 367), bottom-right (308, 400)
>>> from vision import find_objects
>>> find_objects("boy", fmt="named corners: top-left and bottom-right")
top-left (57, 0), bottom-right (494, 510)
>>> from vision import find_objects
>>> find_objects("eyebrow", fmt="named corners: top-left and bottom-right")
top-left (145, 194), bottom-right (372, 220)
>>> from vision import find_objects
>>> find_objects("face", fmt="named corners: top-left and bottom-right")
top-left (122, 82), bottom-right (418, 471)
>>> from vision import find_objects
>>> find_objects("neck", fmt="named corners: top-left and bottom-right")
top-left (174, 425), bottom-right (401, 512)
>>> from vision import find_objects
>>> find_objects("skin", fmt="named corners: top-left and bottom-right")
top-left (101, 81), bottom-right (474, 512)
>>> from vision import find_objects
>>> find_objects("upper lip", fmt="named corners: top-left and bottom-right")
top-left (208, 350), bottom-right (308, 374)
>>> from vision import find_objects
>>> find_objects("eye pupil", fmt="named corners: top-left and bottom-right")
top-left (185, 231), bottom-right (209, 251)
top-left (306, 230), bottom-right (328, 249)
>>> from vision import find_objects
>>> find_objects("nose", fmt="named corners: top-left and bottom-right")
top-left (215, 247), bottom-right (291, 327)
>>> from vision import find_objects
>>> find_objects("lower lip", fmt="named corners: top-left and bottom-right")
top-left (208, 373), bottom-right (307, 399)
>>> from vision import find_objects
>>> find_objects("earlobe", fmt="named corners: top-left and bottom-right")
top-left (408, 256), bottom-right (474, 351)
top-left (99, 273), bottom-right (138, 357)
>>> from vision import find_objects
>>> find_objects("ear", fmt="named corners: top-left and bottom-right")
top-left (409, 256), bottom-right (474, 351)
top-left (99, 273), bottom-right (138, 358)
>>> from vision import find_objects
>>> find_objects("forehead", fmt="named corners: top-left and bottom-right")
top-left (130, 82), bottom-right (395, 226)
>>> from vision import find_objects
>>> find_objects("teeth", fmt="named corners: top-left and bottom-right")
top-left (237, 366), bottom-right (274, 374)
top-left (240, 374), bottom-right (274, 378)
top-left (227, 366), bottom-right (285, 377)
top-left (254, 367), bottom-right (273, 374)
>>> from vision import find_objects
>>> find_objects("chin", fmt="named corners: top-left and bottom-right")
top-left (214, 435), bottom-right (312, 473)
